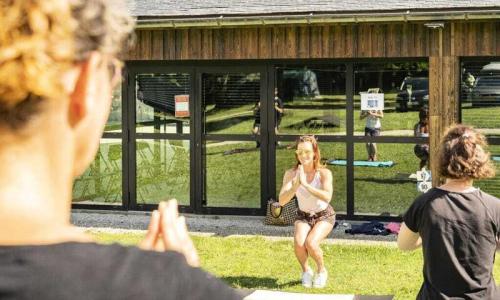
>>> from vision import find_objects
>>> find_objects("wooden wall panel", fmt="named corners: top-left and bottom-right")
top-left (310, 26), bottom-right (322, 58)
top-left (273, 26), bottom-right (286, 58)
top-left (455, 22), bottom-right (467, 57)
top-left (138, 30), bottom-right (152, 60)
top-left (242, 27), bottom-right (258, 59)
top-left (331, 25), bottom-right (342, 57)
top-left (233, 28), bottom-right (242, 59)
top-left (372, 24), bottom-right (386, 57)
top-left (201, 29), bottom-right (213, 59)
top-left (321, 26), bottom-right (331, 58)
top-left (345, 25), bottom-right (356, 58)
top-left (297, 26), bottom-right (310, 58)
top-left (258, 27), bottom-right (272, 58)
top-left (126, 21), bottom-right (499, 61)
top-left (414, 24), bottom-right (428, 57)
top-left (285, 26), bottom-right (297, 58)
top-left (357, 24), bottom-right (372, 57)
top-left (163, 30), bottom-right (176, 60)
top-left (386, 24), bottom-right (401, 57)
top-left (151, 30), bottom-right (163, 59)
top-left (188, 29), bottom-right (201, 59)
top-left (479, 22), bottom-right (495, 56)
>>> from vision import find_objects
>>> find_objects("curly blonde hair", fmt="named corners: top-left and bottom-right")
top-left (0, 0), bottom-right (133, 130)
top-left (438, 125), bottom-right (495, 180)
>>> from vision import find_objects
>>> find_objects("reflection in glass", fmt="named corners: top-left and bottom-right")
top-left (202, 73), bottom-right (261, 135)
top-left (136, 139), bottom-right (190, 205)
top-left (475, 145), bottom-right (500, 197)
top-left (72, 139), bottom-right (122, 205)
top-left (204, 141), bottom-right (260, 208)
top-left (353, 143), bottom-right (421, 215)
top-left (104, 85), bottom-right (122, 132)
top-left (461, 61), bottom-right (500, 138)
top-left (275, 142), bottom-right (346, 214)
top-left (354, 62), bottom-right (429, 136)
top-left (135, 73), bottom-right (191, 134)
top-left (275, 65), bottom-right (347, 135)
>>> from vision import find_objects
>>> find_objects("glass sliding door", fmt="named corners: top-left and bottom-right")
top-left (72, 83), bottom-right (123, 206)
top-left (201, 69), bottom-right (266, 210)
top-left (133, 70), bottom-right (193, 208)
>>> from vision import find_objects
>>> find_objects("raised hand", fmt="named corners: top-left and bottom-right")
top-left (298, 164), bottom-right (307, 185)
top-left (140, 199), bottom-right (200, 267)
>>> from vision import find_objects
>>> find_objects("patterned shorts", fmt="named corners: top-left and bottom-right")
top-left (296, 205), bottom-right (336, 227)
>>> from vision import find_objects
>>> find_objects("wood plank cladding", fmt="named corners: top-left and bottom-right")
top-left (127, 21), bottom-right (499, 60)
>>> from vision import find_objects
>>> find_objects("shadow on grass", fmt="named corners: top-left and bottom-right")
top-left (221, 276), bottom-right (301, 289)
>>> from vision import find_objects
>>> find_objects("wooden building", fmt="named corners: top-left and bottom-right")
top-left (72, 1), bottom-right (500, 220)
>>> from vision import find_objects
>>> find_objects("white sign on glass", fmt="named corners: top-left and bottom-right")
top-left (360, 93), bottom-right (385, 111)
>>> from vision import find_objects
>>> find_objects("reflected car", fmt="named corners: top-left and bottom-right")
top-left (471, 63), bottom-right (500, 107)
top-left (395, 77), bottom-right (429, 112)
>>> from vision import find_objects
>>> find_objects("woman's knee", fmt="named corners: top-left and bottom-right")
top-left (305, 237), bottom-right (320, 252)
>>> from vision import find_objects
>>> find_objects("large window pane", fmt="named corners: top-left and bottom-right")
top-left (354, 62), bottom-right (429, 136)
top-left (354, 143), bottom-right (423, 215)
top-left (461, 61), bottom-right (500, 138)
top-left (136, 73), bottom-right (191, 134)
top-left (202, 73), bottom-right (260, 135)
top-left (136, 139), bottom-right (190, 205)
top-left (72, 138), bottom-right (122, 205)
top-left (104, 85), bottom-right (122, 133)
top-left (476, 145), bottom-right (500, 197)
top-left (204, 141), bottom-right (260, 208)
top-left (276, 142), bottom-right (347, 214)
top-left (275, 65), bottom-right (347, 135)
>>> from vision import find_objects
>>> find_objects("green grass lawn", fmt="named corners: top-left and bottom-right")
top-left (91, 231), bottom-right (500, 300)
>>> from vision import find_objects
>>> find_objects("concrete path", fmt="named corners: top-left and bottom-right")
top-left (72, 209), bottom-right (398, 243)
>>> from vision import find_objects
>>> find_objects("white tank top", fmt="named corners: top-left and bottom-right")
top-left (296, 170), bottom-right (328, 213)
top-left (365, 114), bottom-right (381, 129)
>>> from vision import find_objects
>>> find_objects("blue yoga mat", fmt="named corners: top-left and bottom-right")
top-left (327, 159), bottom-right (394, 167)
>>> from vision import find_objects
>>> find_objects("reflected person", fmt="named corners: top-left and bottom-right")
top-left (251, 100), bottom-right (261, 147)
top-left (360, 110), bottom-right (383, 161)
top-left (413, 105), bottom-right (429, 169)
top-left (274, 88), bottom-right (284, 136)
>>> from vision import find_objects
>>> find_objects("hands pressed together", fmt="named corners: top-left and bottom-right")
top-left (139, 199), bottom-right (200, 268)
top-left (292, 165), bottom-right (308, 188)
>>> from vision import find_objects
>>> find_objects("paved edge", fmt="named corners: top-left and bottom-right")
top-left (84, 227), bottom-right (398, 247)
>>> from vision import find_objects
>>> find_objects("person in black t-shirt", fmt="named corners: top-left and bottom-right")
top-left (398, 125), bottom-right (500, 300)
top-left (274, 88), bottom-right (285, 135)
top-left (251, 88), bottom-right (284, 148)
top-left (0, 1), bottom-right (241, 300)
top-left (251, 101), bottom-right (261, 147)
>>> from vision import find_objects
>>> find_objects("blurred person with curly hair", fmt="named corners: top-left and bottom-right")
top-left (398, 124), bottom-right (499, 299)
top-left (0, 1), bottom-right (242, 299)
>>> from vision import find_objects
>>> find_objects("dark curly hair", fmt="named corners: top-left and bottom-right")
top-left (438, 125), bottom-right (495, 180)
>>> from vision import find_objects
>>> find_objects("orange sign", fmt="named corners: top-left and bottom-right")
top-left (175, 95), bottom-right (189, 117)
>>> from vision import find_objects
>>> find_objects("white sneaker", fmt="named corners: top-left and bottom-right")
top-left (313, 270), bottom-right (328, 288)
top-left (301, 270), bottom-right (314, 288)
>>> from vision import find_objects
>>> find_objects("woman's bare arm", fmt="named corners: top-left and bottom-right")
top-left (397, 222), bottom-right (422, 251)
top-left (278, 169), bottom-right (300, 205)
